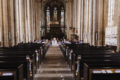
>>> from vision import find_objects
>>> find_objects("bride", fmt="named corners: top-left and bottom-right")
top-left (51, 37), bottom-right (59, 47)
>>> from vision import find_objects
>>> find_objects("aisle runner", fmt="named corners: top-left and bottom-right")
top-left (34, 46), bottom-right (74, 80)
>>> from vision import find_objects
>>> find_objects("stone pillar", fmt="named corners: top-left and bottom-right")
top-left (117, 0), bottom-right (120, 51)
top-left (33, 0), bottom-right (36, 41)
top-left (80, 0), bottom-right (84, 40)
top-left (24, 0), bottom-right (27, 43)
top-left (27, 0), bottom-right (31, 42)
top-left (0, 0), bottom-right (3, 46)
top-left (22, 0), bottom-right (26, 43)
top-left (72, 0), bottom-right (75, 28)
top-left (92, 0), bottom-right (97, 45)
top-left (66, 0), bottom-right (72, 39)
top-left (15, 0), bottom-right (20, 44)
top-left (97, 0), bottom-right (104, 46)
top-left (30, 0), bottom-right (35, 42)
top-left (19, 0), bottom-right (25, 43)
top-left (39, 1), bottom-right (42, 39)
top-left (103, 0), bottom-right (108, 45)
top-left (2, 0), bottom-right (9, 47)
top-left (80, 0), bottom-right (94, 44)
top-left (88, 0), bottom-right (93, 45)
top-left (24, 0), bottom-right (31, 42)
top-left (77, 0), bottom-right (81, 40)
top-left (83, 0), bottom-right (89, 43)
top-left (75, 0), bottom-right (77, 33)
top-left (35, 1), bottom-right (41, 40)
top-left (30, 0), bottom-right (36, 42)
top-left (8, 0), bottom-right (15, 46)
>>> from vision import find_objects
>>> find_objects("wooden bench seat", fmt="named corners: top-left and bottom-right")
top-left (0, 64), bottom-right (23, 80)
top-left (0, 43), bottom-right (44, 80)
top-left (0, 57), bottom-right (31, 80)
top-left (83, 61), bottom-right (120, 80)
top-left (61, 43), bottom-right (119, 80)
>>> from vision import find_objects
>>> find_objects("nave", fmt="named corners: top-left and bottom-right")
top-left (1, 0), bottom-right (120, 80)
top-left (34, 46), bottom-right (74, 80)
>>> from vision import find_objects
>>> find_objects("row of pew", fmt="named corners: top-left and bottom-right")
top-left (60, 43), bottom-right (119, 80)
top-left (0, 43), bottom-right (49, 80)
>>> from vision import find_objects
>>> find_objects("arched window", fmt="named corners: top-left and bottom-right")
top-left (46, 7), bottom-right (50, 27)
top-left (61, 7), bottom-right (64, 26)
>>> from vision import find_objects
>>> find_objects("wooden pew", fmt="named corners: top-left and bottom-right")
top-left (0, 43), bottom-right (45, 72)
top-left (0, 63), bottom-right (23, 80)
top-left (83, 60), bottom-right (120, 80)
top-left (74, 53), bottom-right (120, 80)
top-left (61, 43), bottom-right (118, 80)
top-left (0, 55), bottom-right (32, 80)
top-left (0, 43), bottom-right (46, 80)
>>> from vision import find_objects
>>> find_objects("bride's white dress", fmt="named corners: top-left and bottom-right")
top-left (52, 40), bottom-right (59, 46)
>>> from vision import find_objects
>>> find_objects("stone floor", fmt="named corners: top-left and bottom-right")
top-left (34, 46), bottom-right (74, 80)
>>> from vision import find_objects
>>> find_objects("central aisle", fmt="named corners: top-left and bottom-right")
top-left (34, 46), bottom-right (74, 80)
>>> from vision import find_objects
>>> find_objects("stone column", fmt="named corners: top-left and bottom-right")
top-left (24, 0), bottom-right (27, 43)
top-left (24, 0), bottom-right (31, 42)
top-left (30, 0), bottom-right (36, 42)
top-left (103, 0), bottom-right (108, 45)
top-left (117, 0), bottom-right (120, 51)
top-left (0, 0), bottom-right (3, 46)
top-left (19, 0), bottom-right (25, 43)
top-left (15, 0), bottom-right (20, 44)
top-left (8, 0), bottom-right (15, 46)
top-left (72, 0), bottom-right (75, 28)
top-left (27, 0), bottom-right (31, 42)
top-left (39, 1), bottom-right (42, 40)
top-left (66, 0), bottom-right (72, 39)
top-left (33, 0), bottom-right (36, 41)
top-left (65, 2), bottom-right (69, 39)
top-left (80, 0), bottom-right (84, 40)
top-left (83, 0), bottom-right (89, 43)
top-left (88, 0), bottom-right (93, 45)
top-left (22, 0), bottom-right (26, 43)
top-left (75, 0), bottom-right (77, 33)
top-left (2, 0), bottom-right (9, 47)
top-left (29, 0), bottom-right (32, 42)
top-left (77, 0), bottom-right (81, 40)
top-left (92, 0), bottom-right (97, 45)
top-left (35, 0), bottom-right (41, 40)
top-left (97, 0), bottom-right (104, 46)
top-left (30, 0), bottom-right (35, 42)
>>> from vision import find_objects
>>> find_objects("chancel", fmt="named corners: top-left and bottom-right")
top-left (0, 0), bottom-right (120, 80)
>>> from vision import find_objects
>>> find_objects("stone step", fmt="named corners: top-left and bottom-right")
top-left (38, 68), bottom-right (71, 72)
top-left (40, 63), bottom-right (68, 67)
top-left (34, 73), bottom-right (74, 78)
top-left (40, 66), bottom-right (69, 68)
top-left (34, 77), bottom-right (74, 80)
top-left (37, 70), bottom-right (72, 74)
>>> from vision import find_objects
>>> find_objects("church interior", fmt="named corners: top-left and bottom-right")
top-left (0, 0), bottom-right (120, 80)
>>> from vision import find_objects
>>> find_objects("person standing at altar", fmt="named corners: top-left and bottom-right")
top-left (51, 37), bottom-right (59, 47)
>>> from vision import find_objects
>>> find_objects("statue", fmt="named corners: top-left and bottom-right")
top-left (53, 7), bottom-right (58, 21)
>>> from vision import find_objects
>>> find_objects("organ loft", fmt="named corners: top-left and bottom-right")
top-left (0, 0), bottom-right (120, 80)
